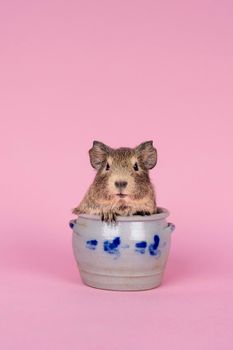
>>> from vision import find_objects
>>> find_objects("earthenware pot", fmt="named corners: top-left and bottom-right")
top-left (69, 207), bottom-right (175, 291)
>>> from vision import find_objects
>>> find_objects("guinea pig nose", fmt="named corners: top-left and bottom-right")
top-left (115, 181), bottom-right (128, 189)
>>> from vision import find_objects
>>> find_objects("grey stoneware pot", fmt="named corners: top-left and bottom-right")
top-left (69, 207), bottom-right (175, 291)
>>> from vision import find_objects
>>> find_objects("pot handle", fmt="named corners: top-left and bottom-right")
top-left (69, 219), bottom-right (77, 229)
top-left (164, 222), bottom-right (175, 234)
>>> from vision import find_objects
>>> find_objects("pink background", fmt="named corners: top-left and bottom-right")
top-left (1, 1), bottom-right (233, 349)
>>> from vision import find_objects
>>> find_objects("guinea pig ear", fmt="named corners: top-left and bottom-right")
top-left (89, 141), bottom-right (111, 170)
top-left (135, 141), bottom-right (157, 169)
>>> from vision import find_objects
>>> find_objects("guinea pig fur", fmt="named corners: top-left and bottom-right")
top-left (72, 141), bottom-right (157, 223)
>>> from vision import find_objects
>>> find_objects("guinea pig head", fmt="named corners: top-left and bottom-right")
top-left (89, 140), bottom-right (157, 202)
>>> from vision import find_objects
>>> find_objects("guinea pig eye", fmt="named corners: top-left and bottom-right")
top-left (133, 162), bottom-right (139, 171)
top-left (105, 162), bottom-right (110, 171)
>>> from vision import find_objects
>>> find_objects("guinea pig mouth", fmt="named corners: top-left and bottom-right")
top-left (116, 193), bottom-right (128, 198)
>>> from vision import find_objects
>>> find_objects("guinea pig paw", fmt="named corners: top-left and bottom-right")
top-left (133, 210), bottom-right (151, 216)
top-left (101, 210), bottom-right (117, 224)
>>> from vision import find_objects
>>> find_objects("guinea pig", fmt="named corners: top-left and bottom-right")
top-left (72, 140), bottom-right (158, 222)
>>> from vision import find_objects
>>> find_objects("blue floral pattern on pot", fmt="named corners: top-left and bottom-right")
top-left (85, 234), bottom-right (162, 258)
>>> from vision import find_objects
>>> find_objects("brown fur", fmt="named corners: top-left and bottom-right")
top-left (72, 141), bottom-right (157, 222)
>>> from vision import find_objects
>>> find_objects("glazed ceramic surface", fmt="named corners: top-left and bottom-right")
top-left (69, 207), bottom-right (175, 291)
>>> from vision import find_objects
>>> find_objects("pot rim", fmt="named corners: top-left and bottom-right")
top-left (77, 207), bottom-right (170, 222)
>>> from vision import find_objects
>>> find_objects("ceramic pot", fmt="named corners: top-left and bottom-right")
top-left (69, 207), bottom-right (175, 291)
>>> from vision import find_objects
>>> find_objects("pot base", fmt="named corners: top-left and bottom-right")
top-left (79, 268), bottom-right (164, 291)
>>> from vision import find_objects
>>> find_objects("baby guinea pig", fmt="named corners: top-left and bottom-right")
top-left (72, 140), bottom-right (158, 223)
